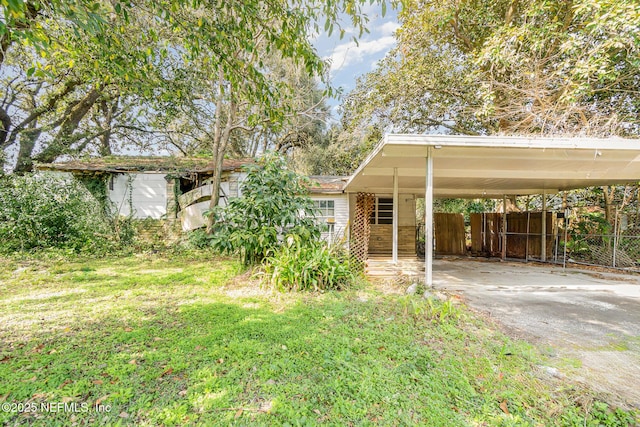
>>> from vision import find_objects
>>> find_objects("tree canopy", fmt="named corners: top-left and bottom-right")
top-left (1, 0), bottom-right (386, 172)
top-left (342, 0), bottom-right (640, 137)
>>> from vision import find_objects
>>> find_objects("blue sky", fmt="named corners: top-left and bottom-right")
top-left (312, 4), bottom-right (400, 119)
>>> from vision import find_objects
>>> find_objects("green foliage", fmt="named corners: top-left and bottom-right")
top-left (398, 291), bottom-right (463, 323)
top-left (1, 252), bottom-right (637, 426)
top-left (77, 175), bottom-right (111, 214)
top-left (572, 211), bottom-right (612, 236)
top-left (564, 210), bottom-right (618, 265)
top-left (561, 400), bottom-right (638, 427)
top-left (186, 229), bottom-right (213, 250)
top-left (343, 0), bottom-right (640, 137)
top-left (262, 236), bottom-right (354, 292)
top-left (0, 173), bottom-right (129, 253)
top-left (1, 0), bottom-right (388, 173)
top-left (209, 152), bottom-right (321, 265)
top-left (433, 198), bottom-right (496, 219)
top-left (298, 124), bottom-right (382, 175)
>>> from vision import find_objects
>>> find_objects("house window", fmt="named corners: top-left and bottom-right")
top-left (313, 200), bottom-right (335, 233)
top-left (228, 177), bottom-right (239, 198)
top-left (370, 197), bottom-right (393, 225)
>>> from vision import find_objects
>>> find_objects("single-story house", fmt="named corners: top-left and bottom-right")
top-left (36, 157), bottom-right (350, 241)
top-left (38, 134), bottom-right (640, 286)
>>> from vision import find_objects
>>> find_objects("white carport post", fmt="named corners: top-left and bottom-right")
top-left (425, 147), bottom-right (434, 287)
top-left (392, 167), bottom-right (399, 264)
top-left (541, 189), bottom-right (547, 262)
top-left (502, 195), bottom-right (507, 260)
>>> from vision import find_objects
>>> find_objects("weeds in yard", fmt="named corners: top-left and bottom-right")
top-left (0, 252), bottom-right (637, 426)
top-left (261, 236), bottom-right (355, 292)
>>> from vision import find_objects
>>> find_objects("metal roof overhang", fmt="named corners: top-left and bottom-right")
top-left (344, 134), bottom-right (640, 198)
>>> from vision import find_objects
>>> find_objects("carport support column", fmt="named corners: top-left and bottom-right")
top-left (502, 195), bottom-right (507, 260)
top-left (392, 167), bottom-right (399, 264)
top-left (425, 147), bottom-right (434, 287)
top-left (541, 190), bottom-right (547, 262)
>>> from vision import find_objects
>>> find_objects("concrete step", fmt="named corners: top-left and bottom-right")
top-left (365, 257), bottom-right (425, 277)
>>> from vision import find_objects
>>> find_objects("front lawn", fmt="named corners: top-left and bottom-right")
top-left (0, 252), bottom-right (636, 426)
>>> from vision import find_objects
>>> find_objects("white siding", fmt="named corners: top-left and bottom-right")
top-left (109, 173), bottom-right (167, 219)
top-left (179, 172), bottom-right (248, 231)
top-left (218, 172), bottom-right (247, 206)
top-left (399, 194), bottom-right (416, 226)
top-left (311, 194), bottom-right (349, 244)
top-left (180, 201), bottom-right (209, 231)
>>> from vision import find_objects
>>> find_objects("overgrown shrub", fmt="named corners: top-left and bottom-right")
top-left (0, 173), bottom-right (123, 253)
top-left (262, 235), bottom-right (354, 291)
top-left (209, 152), bottom-right (321, 265)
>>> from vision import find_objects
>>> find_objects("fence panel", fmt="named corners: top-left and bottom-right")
top-left (560, 231), bottom-right (640, 270)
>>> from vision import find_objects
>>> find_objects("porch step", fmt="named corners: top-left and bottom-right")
top-left (365, 257), bottom-right (425, 278)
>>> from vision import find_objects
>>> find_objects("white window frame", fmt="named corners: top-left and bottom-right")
top-left (370, 197), bottom-right (393, 225)
top-left (313, 200), bottom-right (335, 233)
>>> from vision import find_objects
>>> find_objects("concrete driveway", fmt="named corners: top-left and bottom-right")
top-left (432, 258), bottom-right (640, 408)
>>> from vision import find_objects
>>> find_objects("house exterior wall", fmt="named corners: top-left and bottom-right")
top-left (310, 194), bottom-right (349, 244)
top-left (218, 172), bottom-right (247, 206)
top-left (104, 170), bottom-right (347, 238)
top-left (109, 173), bottom-right (168, 219)
top-left (179, 171), bottom-right (247, 231)
top-left (348, 193), bottom-right (416, 255)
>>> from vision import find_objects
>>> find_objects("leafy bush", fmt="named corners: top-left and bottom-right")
top-left (186, 229), bottom-right (212, 250)
top-left (262, 235), bottom-right (354, 291)
top-left (0, 173), bottom-right (122, 253)
top-left (209, 152), bottom-right (321, 265)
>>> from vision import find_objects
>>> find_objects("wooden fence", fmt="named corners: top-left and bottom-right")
top-left (434, 213), bottom-right (466, 255)
top-left (470, 212), bottom-right (554, 259)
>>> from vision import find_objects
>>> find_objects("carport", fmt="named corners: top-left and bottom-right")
top-left (344, 134), bottom-right (640, 286)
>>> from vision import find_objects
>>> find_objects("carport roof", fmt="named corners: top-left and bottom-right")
top-left (344, 134), bottom-right (640, 198)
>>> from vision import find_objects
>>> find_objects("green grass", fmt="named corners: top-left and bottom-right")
top-left (0, 251), bottom-right (637, 426)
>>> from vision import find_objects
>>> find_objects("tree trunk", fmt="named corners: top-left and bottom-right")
top-left (55, 87), bottom-right (102, 144)
top-left (0, 107), bottom-right (10, 149)
top-left (0, 107), bottom-right (11, 171)
top-left (98, 99), bottom-right (118, 156)
top-left (13, 90), bottom-right (41, 173)
top-left (602, 186), bottom-right (616, 224)
top-left (206, 151), bottom-right (226, 232)
top-left (506, 195), bottom-right (521, 212)
top-left (206, 67), bottom-right (238, 233)
top-left (34, 87), bottom-right (102, 164)
top-left (13, 128), bottom-right (41, 173)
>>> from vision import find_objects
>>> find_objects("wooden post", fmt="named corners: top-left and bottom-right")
top-left (392, 167), bottom-right (398, 264)
top-left (425, 147), bottom-right (434, 287)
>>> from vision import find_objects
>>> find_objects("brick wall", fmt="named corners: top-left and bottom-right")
top-left (369, 225), bottom-right (416, 255)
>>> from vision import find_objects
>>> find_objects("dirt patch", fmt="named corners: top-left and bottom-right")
top-left (571, 349), bottom-right (640, 408)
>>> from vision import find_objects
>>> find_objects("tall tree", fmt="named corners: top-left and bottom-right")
top-left (343, 0), bottom-right (640, 137)
top-left (2, 0), bottom-right (384, 173)
top-left (0, 1), bottom-right (172, 171)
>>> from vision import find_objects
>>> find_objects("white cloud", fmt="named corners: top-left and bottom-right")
top-left (359, 3), bottom-right (381, 17)
top-left (326, 35), bottom-right (396, 73)
top-left (379, 21), bottom-right (400, 36)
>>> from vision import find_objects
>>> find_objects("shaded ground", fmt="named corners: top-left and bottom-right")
top-left (7, 253), bottom-right (633, 425)
top-left (433, 258), bottom-right (640, 409)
